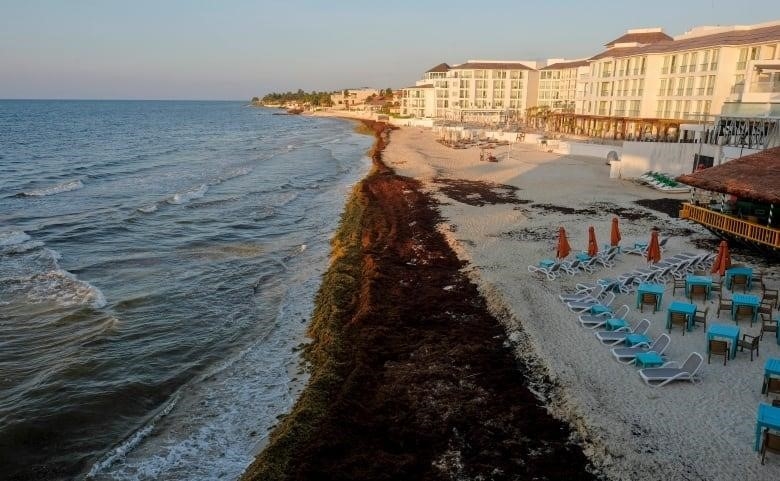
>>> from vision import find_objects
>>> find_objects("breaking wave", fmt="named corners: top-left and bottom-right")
top-left (19, 179), bottom-right (84, 197)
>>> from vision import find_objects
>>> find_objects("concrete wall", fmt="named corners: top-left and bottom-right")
top-left (615, 141), bottom-right (719, 179)
top-left (390, 117), bottom-right (435, 128)
top-left (553, 142), bottom-right (623, 159)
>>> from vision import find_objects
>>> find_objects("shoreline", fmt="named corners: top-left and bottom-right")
top-left (241, 118), bottom-right (599, 480)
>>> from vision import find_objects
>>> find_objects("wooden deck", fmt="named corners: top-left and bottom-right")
top-left (679, 203), bottom-right (780, 249)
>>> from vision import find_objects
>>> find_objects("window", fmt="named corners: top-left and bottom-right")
top-left (662, 56), bottom-right (670, 74)
top-left (676, 78), bottom-right (685, 96)
top-left (670, 55), bottom-right (678, 74)
top-left (640, 56), bottom-right (646, 75)
top-left (638, 79), bottom-right (644, 96)
top-left (710, 49), bottom-right (719, 70)
top-left (689, 52), bottom-right (697, 72)
top-left (704, 100), bottom-right (711, 114)
top-left (656, 100), bottom-right (664, 118)
top-left (680, 53), bottom-right (688, 72)
top-left (667, 78), bottom-right (675, 96)
top-left (706, 76), bottom-right (715, 95)
top-left (686, 77), bottom-right (694, 96)
top-left (737, 48), bottom-right (748, 70)
top-left (701, 50), bottom-right (710, 71)
top-left (659, 79), bottom-right (667, 96)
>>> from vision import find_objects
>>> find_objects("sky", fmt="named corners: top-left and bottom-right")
top-left (1, 0), bottom-right (779, 100)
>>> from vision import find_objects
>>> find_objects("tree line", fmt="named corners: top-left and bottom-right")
top-left (254, 89), bottom-right (334, 107)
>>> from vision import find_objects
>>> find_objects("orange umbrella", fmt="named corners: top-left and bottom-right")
top-left (610, 217), bottom-right (622, 247)
top-left (711, 240), bottom-right (731, 276)
top-left (587, 226), bottom-right (599, 257)
top-left (556, 227), bottom-right (571, 260)
top-left (646, 229), bottom-right (662, 264)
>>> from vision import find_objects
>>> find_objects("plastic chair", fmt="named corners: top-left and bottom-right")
top-left (669, 312), bottom-right (688, 335)
top-left (736, 334), bottom-right (759, 361)
top-left (716, 294), bottom-right (732, 318)
top-left (689, 284), bottom-right (707, 303)
top-left (672, 278), bottom-right (685, 296)
top-left (761, 429), bottom-right (780, 465)
top-left (760, 314), bottom-right (778, 341)
top-left (693, 306), bottom-right (709, 330)
top-left (708, 339), bottom-right (729, 365)
top-left (731, 274), bottom-right (748, 293)
top-left (762, 282), bottom-right (779, 309)
top-left (640, 292), bottom-right (659, 313)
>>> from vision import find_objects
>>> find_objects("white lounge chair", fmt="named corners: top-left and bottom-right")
top-left (580, 304), bottom-right (630, 329)
top-left (559, 284), bottom-right (604, 304)
top-left (611, 334), bottom-right (671, 364)
top-left (594, 317), bottom-right (650, 345)
top-left (638, 352), bottom-right (704, 387)
top-left (528, 261), bottom-right (563, 280)
top-left (560, 258), bottom-right (582, 275)
top-left (567, 291), bottom-right (616, 314)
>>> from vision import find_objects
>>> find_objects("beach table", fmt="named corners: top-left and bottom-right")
top-left (605, 317), bottom-right (628, 331)
top-left (762, 358), bottom-right (780, 394)
top-left (731, 293), bottom-right (760, 323)
top-left (725, 266), bottom-right (753, 290)
top-left (636, 283), bottom-right (664, 311)
top-left (666, 301), bottom-right (697, 331)
top-left (755, 404), bottom-right (780, 451)
top-left (635, 351), bottom-right (664, 368)
top-left (575, 252), bottom-right (591, 262)
top-left (625, 333), bottom-right (651, 347)
top-left (707, 323), bottom-right (740, 359)
top-left (685, 275), bottom-right (713, 300)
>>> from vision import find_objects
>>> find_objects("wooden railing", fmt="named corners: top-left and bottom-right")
top-left (679, 203), bottom-right (780, 249)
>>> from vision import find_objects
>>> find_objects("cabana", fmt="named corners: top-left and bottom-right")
top-left (676, 146), bottom-right (780, 251)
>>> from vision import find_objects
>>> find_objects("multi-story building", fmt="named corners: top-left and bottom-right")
top-left (402, 60), bottom-right (539, 123)
top-left (401, 20), bottom-right (780, 140)
top-left (330, 88), bottom-right (381, 110)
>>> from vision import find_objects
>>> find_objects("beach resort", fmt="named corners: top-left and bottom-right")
top-left (248, 18), bottom-right (780, 481)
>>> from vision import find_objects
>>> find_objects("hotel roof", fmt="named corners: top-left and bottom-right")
top-left (541, 59), bottom-right (590, 70)
top-left (604, 31), bottom-right (672, 47)
top-left (676, 146), bottom-right (780, 204)
top-left (425, 63), bottom-right (451, 73)
top-left (451, 62), bottom-right (533, 70)
top-left (590, 23), bottom-right (780, 61)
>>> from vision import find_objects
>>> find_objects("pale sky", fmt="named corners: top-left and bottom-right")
top-left (1, 0), bottom-right (778, 100)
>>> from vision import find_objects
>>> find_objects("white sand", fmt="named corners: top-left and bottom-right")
top-left (383, 126), bottom-right (780, 480)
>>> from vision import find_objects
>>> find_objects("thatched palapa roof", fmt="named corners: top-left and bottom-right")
top-left (676, 147), bottom-right (780, 204)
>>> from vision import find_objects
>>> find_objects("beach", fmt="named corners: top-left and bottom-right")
top-left (383, 125), bottom-right (780, 480)
top-left (244, 115), bottom-right (780, 480)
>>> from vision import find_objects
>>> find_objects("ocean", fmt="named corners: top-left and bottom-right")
top-left (0, 100), bottom-right (372, 480)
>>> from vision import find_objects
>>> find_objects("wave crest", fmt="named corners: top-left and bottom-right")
top-left (168, 184), bottom-right (208, 205)
top-left (20, 180), bottom-right (84, 197)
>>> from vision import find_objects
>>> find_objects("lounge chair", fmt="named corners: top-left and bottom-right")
top-left (579, 256), bottom-right (601, 273)
top-left (580, 304), bottom-right (630, 330)
top-left (623, 243), bottom-right (648, 256)
top-left (595, 317), bottom-right (650, 345)
top-left (559, 284), bottom-right (604, 304)
top-left (560, 258), bottom-right (582, 275)
top-left (528, 261), bottom-right (563, 280)
top-left (611, 333), bottom-right (671, 364)
top-left (596, 249), bottom-right (619, 269)
top-left (567, 291), bottom-right (616, 313)
top-left (638, 352), bottom-right (704, 387)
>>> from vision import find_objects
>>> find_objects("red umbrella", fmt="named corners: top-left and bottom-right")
top-left (711, 240), bottom-right (731, 276)
top-left (556, 227), bottom-right (571, 260)
top-left (646, 229), bottom-right (661, 264)
top-left (587, 226), bottom-right (599, 257)
top-left (610, 217), bottom-right (622, 247)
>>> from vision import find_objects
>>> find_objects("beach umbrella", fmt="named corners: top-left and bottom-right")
top-left (556, 227), bottom-right (571, 260)
top-left (587, 226), bottom-right (599, 257)
top-left (711, 240), bottom-right (731, 276)
top-left (610, 217), bottom-right (622, 247)
top-left (646, 229), bottom-right (662, 264)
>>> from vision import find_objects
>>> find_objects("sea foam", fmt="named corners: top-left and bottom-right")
top-left (20, 179), bottom-right (84, 197)
top-left (168, 184), bottom-right (208, 205)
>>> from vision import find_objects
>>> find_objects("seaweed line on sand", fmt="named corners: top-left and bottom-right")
top-left (241, 120), bottom-right (602, 481)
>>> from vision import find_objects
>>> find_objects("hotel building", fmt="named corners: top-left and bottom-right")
top-left (401, 20), bottom-right (780, 141)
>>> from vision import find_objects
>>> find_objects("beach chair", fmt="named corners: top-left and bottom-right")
top-left (716, 294), bottom-right (732, 318)
top-left (761, 282), bottom-right (779, 309)
top-left (638, 352), bottom-right (704, 387)
top-left (736, 334), bottom-right (760, 361)
top-left (615, 274), bottom-right (638, 294)
top-left (668, 312), bottom-right (689, 335)
top-left (708, 339), bottom-right (729, 365)
top-left (611, 333), bottom-right (671, 364)
top-left (761, 429), bottom-right (780, 465)
top-left (672, 277), bottom-right (686, 296)
top-left (693, 306), bottom-right (709, 330)
top-left (623, 243), bottom-right (648, 256)
top-left (567, 291), bottom-right (616, 314)
top-left (579, 256), bottom-right (601, 273)
top-left (760, 313), bottom-right (778, 341)
top-left (731, 273), bottom-right (749, 293)
top-left (559, 284), bottom-right (604, 304)
top-left (596, 249), bottom-right (618, 269)
top-left (579, 304), bottom-right (630, 330)
top-left (595, 317), bottom-right (651, 345)
top-left (560, 258), bottom-right (583, 276)
top-left (527, 261), bottom-right (563, 280)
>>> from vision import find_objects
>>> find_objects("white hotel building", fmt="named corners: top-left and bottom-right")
top-left (401, 20), bottom-right (780, 142)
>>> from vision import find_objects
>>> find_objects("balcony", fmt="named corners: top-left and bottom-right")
top-left (679, 204), bottom-right (780, 249)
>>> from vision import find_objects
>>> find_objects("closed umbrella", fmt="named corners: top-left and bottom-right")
top-left (610, 217), bottom-right (622, 247)
top-left (587, 226), bottom-right (599, 257)
top-left (711, 240), bottom-right (731, 276)
top-left (556, 227), bottom-right (571, 260)
top-left (646, 229), bottom-right (662, 264)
